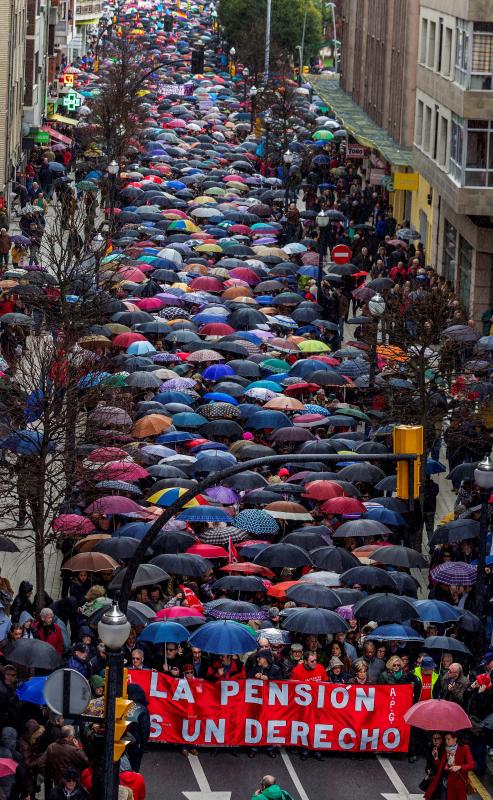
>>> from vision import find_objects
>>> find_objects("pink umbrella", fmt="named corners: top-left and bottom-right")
top-left (94, 461), bottom-right (149, 481)
top-left (404, 699), bottom-right (471, 732)
top-left (85, 496), bottom-right (144, 515)
top-left (136, 298), bottom-right (165, 311)
top-left (86, 447), bottom-right (130, 463)
top-left (0, 759), bottom-right (18, 778)
top-left (52, 515), bottom-right (95, 535)
top-left (116, 267), bottom-right (147, 283)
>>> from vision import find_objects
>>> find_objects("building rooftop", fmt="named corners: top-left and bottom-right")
top-left (312, 76), bottom-right (414, 168)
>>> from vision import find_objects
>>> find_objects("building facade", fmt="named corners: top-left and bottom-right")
top-left (0, 0), bottom-right (27, 200)
top-left (413, 0), bottom-right (493, 320)
top-left (340, 0), bottom-right (419, 148)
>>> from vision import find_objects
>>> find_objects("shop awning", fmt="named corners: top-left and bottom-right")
top-left (312, 77), bottom-right (414, 168)
top-left (41, 126), bottom-right (73, 145)
top-left (48, 113), bottom-right (79, 126)
top-left (77, 17), bottom-right (100, 24)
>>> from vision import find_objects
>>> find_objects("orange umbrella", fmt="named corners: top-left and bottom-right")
top-left (263, 396), bottom-right (304, 411)
top-left (222, 285), bottom-right (254, 299)
top-left (267, 581), bottom-right (299, 598)
top-left (219, 562), bottom-right (276, 578)
top-left (74, 534), bottom-right (112, 553)
top-left (131, 414), bottom-right (172, 438)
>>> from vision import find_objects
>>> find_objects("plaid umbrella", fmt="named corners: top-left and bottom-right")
top-left (205, 600), bottom-right (268, 621)
top-left (159, 378), bottom-right (197, 391)
top-left (199, 402), bottom-right (241, 420)
top-left (430, 561), bottom-right (477, 587)
top-left (198, 526), bottom-right (249, 546)
top-left (234, 509), bottom-right (280, 536)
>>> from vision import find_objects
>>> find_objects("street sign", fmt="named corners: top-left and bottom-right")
top-left (331, 244), bottom-right (352, 265)
top-left (347, 144), bottom-right (370, 159)
top-left (44, 668), bottom-right (92, 716)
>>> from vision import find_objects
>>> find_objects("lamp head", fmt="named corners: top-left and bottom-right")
top-left (283, 150), bottom-right (293, 165)
top-left (107, 160), bottom-right (119, 176)
top-left (97, 602), bottom-right (131, 650)
top-left (368, 292), bottom-right (386, 317)
top-left (474, 455), bottom-right (493, 490)
top-left (316, 210), bottom-right (330, 228)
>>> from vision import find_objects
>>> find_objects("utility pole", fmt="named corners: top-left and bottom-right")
top-left (264, 0), bottom-right (272, 81)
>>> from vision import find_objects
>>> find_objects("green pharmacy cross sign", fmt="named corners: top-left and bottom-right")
top-left (61, 91), bottom-right (82, 112)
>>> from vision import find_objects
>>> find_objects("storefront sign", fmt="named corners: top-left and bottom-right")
top-left (347, 144), bottom-right (370, 159)
top-left (159, 83), bottom-right (194, 96)
top-left (129, 671), bottom-right (413, 752)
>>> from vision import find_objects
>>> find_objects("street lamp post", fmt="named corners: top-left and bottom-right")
top-left (242, 67), bottom-right (249, 106)
top-left (228, 47), bottom-right (236, 77)
top-left (316, 209), bottom-right (330, 301)
top-left (474, 455), bottom-right (493, 627)
top-left (283, 149), bottom-right (293, 211)
top-left (264, 0), bottom-right (272, 80)
top-left (327, 1), bottom-right (338, 73)
top-left (98, 602), bottom-right (131, 800)
top-left (249, 86), bottom-right (257, 132)
top-left (91, 232), bottom-right (104, 287)
top-left (107, 160), bottom-right (119, 235)
top-left (264, 111), bottom-right (273, 173)
top-left (368, 291), bottom-right (385, 390)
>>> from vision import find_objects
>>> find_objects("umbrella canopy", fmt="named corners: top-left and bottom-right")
top-left (286, 583), bottom-right (341, 609)
top-left (352, 593), bottom-right (417, 622)
top-left (138, 622), bottom-right (189, 644)
top-left (282, 608), bottom-right (349, 634)
top-left (188, 619), bottom-right (257, 654)
top-left (4, 639), bottom-right (62, 669)
top-left (404, 700), bottom-right (472, 732)
top-left (254, 543), bottom-right (313, 568)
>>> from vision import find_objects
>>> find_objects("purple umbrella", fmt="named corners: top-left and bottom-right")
top-left (430, 561), bottom-right (477, 587)
top-left (204, 486), bottom-right (239, 505)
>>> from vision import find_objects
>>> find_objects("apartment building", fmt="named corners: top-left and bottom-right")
top-left (0, 0), bottom-right (28, 200)
top-left (413, 1), bottom-right (493, 319)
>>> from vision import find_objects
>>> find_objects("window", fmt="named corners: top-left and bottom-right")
top-left (433, 106), bottom-right (439, 160)
top-left (419, 210), bottom-right (428, 251)
top-left (420, 18), bottom-right (428, 64)
top-left (443, 221), bottom-right (457, 284)
top-left (443, 27), bottom-right (452, 77)
top-left (423, 105), bottom-right (432, 152)
top-left (438, 116), bottom-right (448, 166)
top-left (455, 19), bottom-right (470, 86)
top-left (415, 99), bottom-right (424, 146)
top-left (458, 237), bottom-right (472, 309)
top-left (455, 19), bottom-right (493, 89)
top-left (450, 115), bottom-right (465, 183)
top-left (428, 21), bottom-right (436, 69)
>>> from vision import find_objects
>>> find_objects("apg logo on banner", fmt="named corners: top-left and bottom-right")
top-left (129, 671), bottom-right (413, 752)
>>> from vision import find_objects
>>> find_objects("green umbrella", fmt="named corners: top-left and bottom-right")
top-left (313, 130), bottom-right (334, 141)
top-left (76, 180), bottom-right (98, 191)
top-left (335, 406), bottom-right (371, 422)
top-left (260, 358), bottom-right (291, 374)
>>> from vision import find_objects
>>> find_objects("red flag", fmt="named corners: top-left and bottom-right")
top-left (179, 585), bottom-right (204, 612)
top-left (228, 535), bottom-right (239, 563)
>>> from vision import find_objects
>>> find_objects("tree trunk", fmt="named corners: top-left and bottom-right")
top-left (34, 523), bottom-right (46, 613)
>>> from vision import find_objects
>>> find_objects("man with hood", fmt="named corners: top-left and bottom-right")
top-left (11, 581), bottom-right (35, 622)
top-left (48, 768), bottom-right (88, 800)
top-left (0, 727), bottom-right (22, 799)
top-left (246, 649), bottom-right (282, 681)
top-left (252, 775), bottom-right (294, 800)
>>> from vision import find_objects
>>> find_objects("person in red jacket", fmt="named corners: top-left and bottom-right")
top-left (290, 651), bottom-right (327, 683)
top-left (424, 732), bottom-right (475, 800)
top-left (34, 608), bottom-right (64, 655)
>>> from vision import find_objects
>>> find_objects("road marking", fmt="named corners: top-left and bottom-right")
top-left (280, 748), bottom-right (310, 800)
top-left (377, 755), bottom-right (422, 800)
top-left (183, 754), bottom-right (232, 800)
top-left (470, 772), bottom-right (493, 800)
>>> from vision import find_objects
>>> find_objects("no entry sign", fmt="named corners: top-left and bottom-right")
top-left (331, 244), bottom-right (352, 265)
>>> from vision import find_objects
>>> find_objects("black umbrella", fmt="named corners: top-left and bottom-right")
top-left (333, 519), bottom-right (391, 538)
top-left (211, 575), bottom-right (265, 593)
top-left (87, 600), bottom-right (155, 627)
top-left (372, 545), bottom-right (428, 568)
top-left (366, 278), bottom-right (394, 291)
top-left (109, 563), bottom-right (169, 590)
top-left (353, 593), bottom-right (417, 622)
top-left (282, 608), bottom-right (349, 634)
top-left (430, 518), bottom-right (480, 547)
top-left (391, 572), bottom-right (419, 596)
top-left (286, 583), bottom-right (341, 609)
top-left (94, 537), bottom-right (140, 560)
top-left (336, 463), bottom-right (386, 483)
top-left (223, 471), bottom-right (268, 490)
top-left (254, 543), bottom-right (313, 569)
top-left (3, 639), bottom-right (62, 669)
top-left (283, 531), bottom-right (330, 550)
top-left (149, 531), bottom-right (196, 555)
top-left (150, 553), bottom-right (212, 577)
top-left (340, 566), bottom-right (397, 588)
top-left (424, 636), bottom-right (472, 655)
top-left (0, 536), bottom-right (19, 552)
top-left (334, 588), bottom-right (364, 605)
top-left (310, 546), bottom-right (359, 572)
top-left (458, 609), bottom-right (482, 633)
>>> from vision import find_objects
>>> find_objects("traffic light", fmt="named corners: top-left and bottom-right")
top-left (191, 49), bottom-right (204, 74)
top-left (393, 425), bottom-right (423, 500)
top-left (105, 668), bottom-right (132, 761)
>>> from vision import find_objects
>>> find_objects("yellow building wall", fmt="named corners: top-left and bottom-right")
top-left (410, 174), bottom-right (434, 264)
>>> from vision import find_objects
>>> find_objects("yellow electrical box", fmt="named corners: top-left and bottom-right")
top-left (393, 425), bottom-right (423, 499)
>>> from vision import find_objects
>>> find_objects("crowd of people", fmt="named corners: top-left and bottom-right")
top-left (0, 0), bottom-right (491, 799)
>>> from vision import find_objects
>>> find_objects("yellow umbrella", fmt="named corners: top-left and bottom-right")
top-left (190, 196), bottom-right (217, 205)
top-left (195, 243), bottom-right (223, 253)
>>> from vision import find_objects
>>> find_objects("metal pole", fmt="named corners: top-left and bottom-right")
top-left (368, 321), bottom-right (377, 391)
top-left (299, 8), bottom-right (307, 85)
top-left (101, 649), bottom-right (123, 800)
top-left (476, 488), bottom-right (489, 624)
top-left (250, 94), bottom-right (256, 132)
top-left (331, 2), bottom-right (338, 73)
top-left (408, 459), bottom-right (415, 513)
top-left (317, 231), bottom-right (324, 301)
top-left (115, 452), bottom-right (417, 612)
top-left (264, 0), bottom-right (272, 81)
top-left (110, 175), bottom-right (116, 235)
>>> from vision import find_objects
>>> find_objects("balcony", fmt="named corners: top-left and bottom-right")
top-left (76, 0), bottom-right (102, 21)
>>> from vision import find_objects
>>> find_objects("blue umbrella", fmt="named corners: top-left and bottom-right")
top-left (364, 507), bottom-right (406, 526)
top-left (24, 389), bottom-right (44, 422)
top-left (202, 392), bottom-right (239, 404)
top-left (366, 624), bottom-right (424, 642)
top-left (426, 458), bottom-right (446, 475)
top-left (154, 391), bottom-right (197, 405)
top-left (172, 412), bottom-right (207, 428)
top-left (48, 161), bottom-right (65, 172)
top-left (156, 431), bottom-right (196, 444)
top-left (96, 481), bottom-right (143, 495)
top-left (16, 676), bottom-right (49, 704)
top-left (1, 430), bottom-right (55, 456)
top-left (178, 507), bottom-right (232, 523)
top-left (188, 620), bottom-right (257, 654)
top-left (138, 622), bottom-right (189, 644)
top-left (247, 410), bottom-right (292, 430)
top-left (113, 522), bottom-right (152, 539)
top-left (234, 509), bottom-right (279, 536)
top-left (202, 365), bottom-right (235, 381)
top-left (289, 359), bottom-right (331, 378)
top-left (414, 600), bottom-right (462, 624)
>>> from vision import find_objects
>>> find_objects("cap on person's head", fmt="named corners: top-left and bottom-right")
top-left (421, 656), bottom-right (435, 670)
top-left (242, 431), bottom-right (254, 440)
top-left (291, 643), bottom-right (303, 652)
top-left (62, 768), bottom-right (80, 781)
top-left (90, 675), bottom-right (104, 690)
top-left (269, 606), bottom-right (280, 619)
top-left (328, 656), bottom-right (344, 669)
top-left (73, 642), bottom-right (87, 654)
top-left (278, 468), bottom-right (289, 478)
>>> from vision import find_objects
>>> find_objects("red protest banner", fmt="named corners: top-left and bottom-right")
top-left (129, 670), bottom-right (413, 752)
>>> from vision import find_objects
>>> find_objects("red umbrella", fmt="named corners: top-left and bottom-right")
top-left (86, 447), bottom-right (130, 462)
top-left (189, 276), bottom-right (224, 293)
top-left (154, 607), bottom-right (205, 621)
top-left (219, 562), bottom-right (275, 578)
top-left (228, 225), bottom-right (251, 235)
top-left (52, 515), bottom-right (95, 535)
top-left (229, 268), bottom-right (261, 285)
top-left (94, 461), bottom-right (150, 481)
top-left (112, 332), bottom-right (148, 348)
top-left (136, 298), bottom-right (165, 311)
top-left (404, 699), bottom-right (472, 732)
top-left (320, 497), bottom-right (367, 515)
top-left (85, 496), bottom-right (144, 515)
top-left (0, 759), bottom-right (18, 778)
top-left (187, 544), bottom-right (229, 558)
top-left (198, 323), bottom-right (235, 336)
top-left (284, 382), bottom-right (320, 395)
top-left (303, 481), bottom-right (345, 501)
